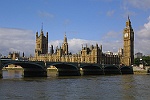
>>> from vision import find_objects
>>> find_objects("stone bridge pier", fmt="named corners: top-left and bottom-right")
top-left (17, 63), bottom-right (47, 77)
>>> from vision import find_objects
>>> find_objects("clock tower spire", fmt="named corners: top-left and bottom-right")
top-left (122, 16), bottom-right (134, 66)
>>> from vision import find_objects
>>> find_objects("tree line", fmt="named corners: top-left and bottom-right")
top-left (134, 56), bottom-right (150, 66)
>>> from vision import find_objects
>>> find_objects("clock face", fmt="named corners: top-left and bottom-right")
top-left (124, 33), bottom-right (128, 38)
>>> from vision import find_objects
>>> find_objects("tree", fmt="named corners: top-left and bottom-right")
top-left (134, 56), bottom-right (150, 66)
top-left (142, 56), bottom-right (150, 66)
top-left (134, 58), bottom-right (140, 66)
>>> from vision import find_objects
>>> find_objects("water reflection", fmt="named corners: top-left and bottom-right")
top-left (47, 69), bottom-right (58, 77)
top-left (2, 69), bottom-right (58, 79)
top-left (3, 70), bottom-right (23, 79)
top-left (121, 75), bottom-right (136, 100)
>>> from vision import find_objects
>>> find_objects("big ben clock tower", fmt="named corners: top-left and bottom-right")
top-left (123, 16), bottom-right (134, 66)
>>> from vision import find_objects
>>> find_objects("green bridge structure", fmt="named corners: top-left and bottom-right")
top-left (0, 59), bottom-right (133, 77)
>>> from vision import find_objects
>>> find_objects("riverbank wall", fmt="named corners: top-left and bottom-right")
top-left (133, 66), bottom-right (150, 74)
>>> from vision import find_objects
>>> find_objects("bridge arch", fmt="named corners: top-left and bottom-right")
top-left (46, 62), bottom-right (80, 76)
top-left (0, 60), bottom-right (47, 77)
top-left (81, 64), bottom-right (104, 75)
top-left (103, 65), bottom-right (121, 75)
top-left (120, 66), bottom-right (133, 74)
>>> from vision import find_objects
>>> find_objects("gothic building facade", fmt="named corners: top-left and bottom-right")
top-left (30, 31), bottom-right (120, 64)
top-left (30, 17), bottom-right (134, 66)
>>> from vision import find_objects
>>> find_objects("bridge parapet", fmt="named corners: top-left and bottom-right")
top-left (80, 63), bottom-right (101, 68)
top-left (45, 61), bottom-right (78, 68)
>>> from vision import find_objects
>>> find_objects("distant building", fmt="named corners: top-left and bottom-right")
top-left (135, 52), bottom-right (143, 59)
top-left (118, 48), bottom-right (123, 56)
top-left (105, 51), bottom-right (113, 55)
top-left (8, 52), bottom-right (28, 61)
top-left (146, 54), bottom-right (150, 57)
top-left (8, 52), bottom-right (20, 60)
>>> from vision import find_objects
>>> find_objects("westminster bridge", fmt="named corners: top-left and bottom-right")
top-left (0, 59), bottom-right (134, 77)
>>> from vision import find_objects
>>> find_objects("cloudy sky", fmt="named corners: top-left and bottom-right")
top-left (0, 0), bottom-right (150, 57)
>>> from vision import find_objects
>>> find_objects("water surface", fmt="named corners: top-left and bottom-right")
top-left (0, 70), bottom-right (150, 100)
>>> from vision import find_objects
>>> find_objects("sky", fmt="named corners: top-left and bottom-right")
top-left (0, 0), bottom-right (150, 57)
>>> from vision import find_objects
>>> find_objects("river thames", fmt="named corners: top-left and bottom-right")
top-left (0, 70), bottom-right (150, 100)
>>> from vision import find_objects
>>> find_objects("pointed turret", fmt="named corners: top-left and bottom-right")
top-left (22, 52), bottom-right (24, 57)
top-left (126, 15), bottom-right (132, 28)
top-left (64, 32), bottom-right (67, 43)
top-left (46, 32), bottom-right (48, 39)
top-left (35, 24), bottom-right (48, 56)
top-left (50, 45), bottom-right (54, 54)
top-left (36, 31), bottom-right (38, 39)
top-left (40, 23), bottom-right (44, 35)
top-left (62, 32), bottom-right (68, 55)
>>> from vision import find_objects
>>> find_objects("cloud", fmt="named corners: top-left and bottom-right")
top-left (122, 0), bottom-right (150, 10)
top-left (107, 10), bottom-right (115, 16)
top-left (121, 1), bottom-right (137, 18)
top-left (122, 11), bottom-right (136, 18)
top-left (125, 0), bottom-right (150, 10)
top-left (63, 19), bottom-right (71, 26)
top-left (0, 28), bottom-right (35, 56)
top-left (135, 16), bottom-right (150, 55)
top-left (38, 11), bottom-right (54, 19)
top-left (68, 38), bottom-right (99, 53)
top-left (49, 37), bottom-right (122, 54)
top-left (136, 16), bottom-right (150, 39)
top-left (90, 0), bottom-right (113, 2)
top-left (102, 31), bottom-right (122, 41)
top-left (0, 28), bottom-right (123, 57)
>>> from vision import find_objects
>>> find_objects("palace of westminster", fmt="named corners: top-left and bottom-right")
top-left (28, 17), bottom-right (134, 66)
top-left (28, 16), bottom-right (134, 66)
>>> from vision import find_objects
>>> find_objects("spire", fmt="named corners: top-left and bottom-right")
top-left (23, 52), bottom-right (24, 57)
top-left (62, 32), bottom-right (68, 55)
top-left (127, 15), bottom-right (131, 22)
top-left (50, 45), bottom-right (54, 54)
top-left (36, 31), bottom-right (38, 38)
top-left (41, 22), bottom-right (43, 34)
top-left (64, 32), bottom-right (67, 43)
top-left (126, 15), bottom-right (131, 27)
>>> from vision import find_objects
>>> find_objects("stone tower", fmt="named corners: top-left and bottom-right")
top-left (35, 28), bottom-right (48, 57)
top-left (62, 33), bottom-right (68, 55)
top-left (123, 16), bottom-right (134, 66)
